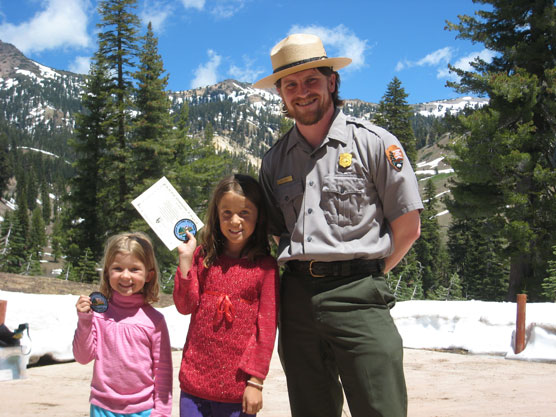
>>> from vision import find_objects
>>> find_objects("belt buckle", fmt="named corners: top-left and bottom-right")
top-left (309, 260), bottom-right (325, 278)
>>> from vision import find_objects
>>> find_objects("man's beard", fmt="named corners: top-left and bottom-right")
top-left (285, 93), bottom-right (332, 126)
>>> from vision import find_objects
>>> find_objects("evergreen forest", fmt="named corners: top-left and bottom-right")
top-left (0, 0), bottom-right (555, 303)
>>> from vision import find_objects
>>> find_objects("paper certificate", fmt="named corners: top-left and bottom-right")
top-left (131, 177), bottom-right (203, 251)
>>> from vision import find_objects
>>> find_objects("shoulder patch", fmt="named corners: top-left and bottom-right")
top-left (386, 145), bottom-right (404, 171)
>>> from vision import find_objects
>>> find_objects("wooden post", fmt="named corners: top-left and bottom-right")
top-left (0, 299), bottom-right (6, 325)
top-left (515, 294), bottom-right (527, 354)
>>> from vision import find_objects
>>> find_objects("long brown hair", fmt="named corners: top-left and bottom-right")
top-left (99, 232), bottom-right (160, 304)
top-left (200, 174), bottom-right (270, 267)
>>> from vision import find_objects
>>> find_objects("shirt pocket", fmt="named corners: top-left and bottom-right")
top-left (321, 176), bottom-right (366, 227)
top-left (276, 180), bottom-right (304, 232)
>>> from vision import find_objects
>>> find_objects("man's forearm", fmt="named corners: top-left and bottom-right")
top-left (383, 210), bottom-right (421, 273)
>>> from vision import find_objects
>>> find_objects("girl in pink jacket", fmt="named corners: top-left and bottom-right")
top-left (73, 232), bottom-right (172, 417)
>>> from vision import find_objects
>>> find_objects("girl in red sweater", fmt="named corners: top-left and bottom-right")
top-left (174, 174), bottom-right (279, 417)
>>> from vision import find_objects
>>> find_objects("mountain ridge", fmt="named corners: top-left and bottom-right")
top-left (0, 39), bottom-right (480, 188)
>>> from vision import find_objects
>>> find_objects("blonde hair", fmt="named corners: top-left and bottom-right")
top-left (99, 232), bottom-right (160, 304)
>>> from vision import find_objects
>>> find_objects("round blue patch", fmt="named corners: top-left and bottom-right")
top-left (89, 292), bottom-right (108, 313)
top-left (174, 219), bottom-right (197, 242)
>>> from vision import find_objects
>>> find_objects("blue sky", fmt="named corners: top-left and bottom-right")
top-left (0, 0), bottom-right (495, 104)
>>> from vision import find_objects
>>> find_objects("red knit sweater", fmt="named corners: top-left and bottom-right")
top-left (173, 246), bottom-right (279, 403)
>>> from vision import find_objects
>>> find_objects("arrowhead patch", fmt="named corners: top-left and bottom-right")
top-left (386, 145), bottom-right (404, 171)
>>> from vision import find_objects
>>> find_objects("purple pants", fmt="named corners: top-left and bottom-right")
top-left (179, 391), bottom-right (256, 417)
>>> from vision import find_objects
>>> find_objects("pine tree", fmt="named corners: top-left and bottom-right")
top-left (50, 215), bottom-right (64, 262)
top-left (24, 254), bottom-right (42, 276)
top-left (68, 53), bottom-right (113, 261)
top-left (372, 77), bottom-right (418, 164)
top-left (40, 183), bottom-right (51, 224)
top-left (541, 246), bottom-right (556, 301)
top-left (204, 121), bottom-right (214, 143)
top-left (388, 247), bottom-right (424, 301)
top-left (15, 184), bottom-right (29, 247)
top-left (447, 216), bottom-right (509, 301)
top-left (97, 0), bottom-right (140, 233)
top-left (127, 22), bottom-right (176, 279)
top-left (0, 132), bottom-right (11, 194)
top-left (446, 272), bottom-right (464, 301)
top-left (130, 21), bottom-right (174, 196)
top-left (26, 168), bottom-right (38, 212)
top-left (68, 247), bottom-right (100, 283)
top-left (0, 210), bottom-right (28, 273)
top-left (446, 0), bottom-right (556, 301)
top-left (413, 179), bottom-right (444, 296)
top-left (30, 206), bottom-right (47, 258)
top-left (279, 117), bottom-right (294, 137)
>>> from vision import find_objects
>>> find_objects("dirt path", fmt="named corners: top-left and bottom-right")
top-left (0, 348), bottom-right (555, 417)
top-left (1, 273), bottom-right (555, 416)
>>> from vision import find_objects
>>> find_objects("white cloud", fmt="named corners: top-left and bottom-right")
top-left (437, 49), bottom-right (497, 80)
top-left (210, 0), bottom-right (247, 19)
top-left (0, 0), bottom-right (93, 54)
top-left (140, 1), bottom-right (174, 32)
top-left (417, 47), bottom-right (453, 67)
top-left (191, 49), bottom-right (221, 88)
top-left (288, 24), bottom-right (368, 70)
top-left (180, 0), bottom-right (205, 10)
top-left (178, 0), bottom-right (247, 19)
top-left (69, 56), bottom-right (91, 75)
top-left (228, 55), bottom-right (263, 83)
top-left (396, 47), bottom-right (453, 71)
top-left (396, 47), bottom-right (497, 81)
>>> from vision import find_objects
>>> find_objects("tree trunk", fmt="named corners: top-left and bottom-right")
top-left (507, 253), bottom-right (530, 302)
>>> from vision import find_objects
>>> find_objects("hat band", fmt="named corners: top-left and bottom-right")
top-left (273, 56), bottom-right (328, 74)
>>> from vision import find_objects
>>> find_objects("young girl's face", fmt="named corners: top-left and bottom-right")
top-left (217, 190), bottom-right (258, 258)
top-left (108, 252), bottom-right (152, 297)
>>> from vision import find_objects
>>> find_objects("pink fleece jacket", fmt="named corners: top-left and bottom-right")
top-left (72, 292), bottom-right (172, 416)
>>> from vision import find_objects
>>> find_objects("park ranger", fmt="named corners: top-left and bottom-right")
top-left (255, 33), bottom-right (423, 417)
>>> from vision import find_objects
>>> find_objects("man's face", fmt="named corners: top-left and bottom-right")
top-left (277, 68), bottom-right (336, 126)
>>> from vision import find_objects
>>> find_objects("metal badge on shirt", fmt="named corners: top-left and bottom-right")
top-left (339, 153), bottom-right (352, 168)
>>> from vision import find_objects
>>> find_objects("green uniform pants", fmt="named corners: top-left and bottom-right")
top-left (278, 269), bottom-right (407, 417)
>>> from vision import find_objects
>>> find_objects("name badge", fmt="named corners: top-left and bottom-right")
top-left (277, 175), bottom-right (293, 185)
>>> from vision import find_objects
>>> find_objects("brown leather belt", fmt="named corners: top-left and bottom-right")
top-left (286, 259), bottom-right (385, 278)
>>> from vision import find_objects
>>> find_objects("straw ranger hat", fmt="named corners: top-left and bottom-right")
top-left (253, 33), bottom-right (352, 89)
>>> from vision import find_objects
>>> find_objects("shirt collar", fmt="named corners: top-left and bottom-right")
top-left (326, 108), bottom-right (348, 146)
top-left (285, 108), bottom-right (348, 154)
top-left (111, 291), bottom-right (145, 308)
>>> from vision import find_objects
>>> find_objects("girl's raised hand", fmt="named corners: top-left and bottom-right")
top-left (75, 295), bottom-right (92, 313)
top-left (177, 231), bottom-right (197, 274)
top-left (177, 231), bottom-right (197, 257)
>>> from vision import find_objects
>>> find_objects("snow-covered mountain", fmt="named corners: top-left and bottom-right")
top-left (414, 96), bottom-right (489, 117)
top-left (0, 40), bottom-right (85, 133)
top-left (0, 39), bottom-right (487, 163)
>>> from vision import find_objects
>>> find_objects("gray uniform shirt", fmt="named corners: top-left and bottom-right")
top-left (259, 109), bottom-right (423, 265)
